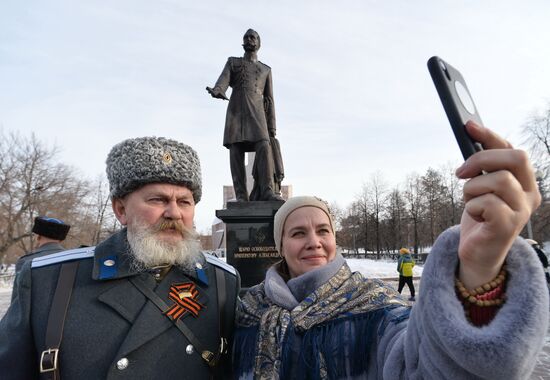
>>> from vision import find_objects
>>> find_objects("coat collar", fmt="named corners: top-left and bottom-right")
top-left (92, 228), bottom-right (209, 286)
top-left (19, 242), bottom-right (66, 260)
top-left (34, 242), bottom-right (65, 252)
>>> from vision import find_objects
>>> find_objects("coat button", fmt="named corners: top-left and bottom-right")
top-left (116, 358), bottom-right (129, 370)
top-left (104, 259), bottom-right (115, 267)
top-left (186, 344), bottom-right (194, 355)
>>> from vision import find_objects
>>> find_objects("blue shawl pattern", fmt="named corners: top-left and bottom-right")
top-left (234, 262), bottom-right (410, 379)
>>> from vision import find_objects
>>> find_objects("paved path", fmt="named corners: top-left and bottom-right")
top-left (0, 289), bottom-right (11, 317)
top-left (0, 274), bottom-right (13, 317)
top-left (1, 279), bottom-right (549, 378)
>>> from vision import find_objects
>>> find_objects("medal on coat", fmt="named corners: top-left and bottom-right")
top-left (165, 282), bottom-right (204, 321)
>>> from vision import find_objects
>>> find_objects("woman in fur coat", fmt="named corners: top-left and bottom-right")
top-left (232, 123), bottom-right (549, 379)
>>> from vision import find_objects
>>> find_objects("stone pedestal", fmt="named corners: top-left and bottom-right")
top-left (216, 201), bottom-right (284, 289)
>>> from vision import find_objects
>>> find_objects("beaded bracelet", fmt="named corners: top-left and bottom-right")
top-left (455, 266), bottom-right (507, 307)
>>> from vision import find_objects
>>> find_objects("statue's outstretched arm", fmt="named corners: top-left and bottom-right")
top-left (207, 59), bottom-right (231, 101)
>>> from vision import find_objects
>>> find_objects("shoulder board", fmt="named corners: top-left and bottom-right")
top-left (258, 61), bottom-right (271, 69)
top-left (32, 246), bottom-right (96, 269)
top-left (228, 56), bottom-right (241, 63)
top-left (203, 253), bottom-right (237, 276)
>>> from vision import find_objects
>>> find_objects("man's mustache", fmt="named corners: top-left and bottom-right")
top-left (154, 220), bottom-right (188, 236)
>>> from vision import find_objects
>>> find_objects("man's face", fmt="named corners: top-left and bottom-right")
top-left (242, 31), bottom-right (260, 52)
top-left (113, 183), bottom-right (195, 246)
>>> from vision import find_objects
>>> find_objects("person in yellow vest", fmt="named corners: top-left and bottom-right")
top-left (397, 247), bottom-right (416, 301)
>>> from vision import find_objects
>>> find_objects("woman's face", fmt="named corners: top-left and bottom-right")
top-left (281, 206), bottom-right (336, 278)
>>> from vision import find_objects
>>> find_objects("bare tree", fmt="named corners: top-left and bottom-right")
top-left (355, 186), bottom-right (371, 253)
top-left (439, 162), bottom-right (464, 227)
top-left (89, 175), bottom-right (118, 245)
top-left (404, 174), bottom-right (425, 254)
top-left (338, 206), bottom-right (361, 254)
top-left (421, 168), bottom-right (448, 245)
top-left (522, 105), bottom-right (550, 195)
top-left (522, 105), bottom-right (550, 162)
top-left (385, 187), bottom-right (407, 252)
top-left (367, 172), bottom-right (388, 258)
top-left (521, 105), bottom-right (550, 243)
top-left (67, 175), bottom-right (120, 248)
top-left (0, 131), bottom-right (91, 264)
top-left (328, 201), bottom-right (344, 232)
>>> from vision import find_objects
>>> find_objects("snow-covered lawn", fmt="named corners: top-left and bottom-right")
top-left (347, 258), bottom-right (423, 278)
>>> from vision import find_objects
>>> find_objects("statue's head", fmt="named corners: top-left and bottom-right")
top-left (242, 29), bottom-right (260, 52)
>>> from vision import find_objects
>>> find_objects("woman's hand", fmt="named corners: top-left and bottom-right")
top-left (456, 122), bottom-right (541, 289)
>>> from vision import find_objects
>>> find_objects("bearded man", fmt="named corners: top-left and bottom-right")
top-left (0, 137), bottom-right (240, 379)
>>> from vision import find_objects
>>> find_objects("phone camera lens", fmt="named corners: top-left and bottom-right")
top-left (439, 60), bottom-right (451, 81)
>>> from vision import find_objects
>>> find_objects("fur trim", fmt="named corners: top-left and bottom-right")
top-left (403, 226), bottom-right (549, 379)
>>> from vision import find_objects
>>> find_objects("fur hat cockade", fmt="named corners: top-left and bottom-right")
top-left (106, 137), bottom-right (202, 202)
top-left (32, 217), bottom-right (70, 241)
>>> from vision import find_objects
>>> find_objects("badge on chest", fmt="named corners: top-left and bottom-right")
top-left (165, 282), bottom-right (205, 321)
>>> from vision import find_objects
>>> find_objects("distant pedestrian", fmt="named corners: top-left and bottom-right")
top-left (397, 247), bottom-right (416, 300)
top-left (15, 216), bottom-right (70, 273)
top-left (526, 239), bottom-right (550, 285)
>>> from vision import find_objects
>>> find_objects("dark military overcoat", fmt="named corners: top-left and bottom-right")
top-left (0, 229), bottom-right (239, 379)
top-left (214, 57), bottom-right (276, 149)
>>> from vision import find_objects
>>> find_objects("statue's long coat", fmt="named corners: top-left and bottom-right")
top-left (214, 57), bottom-right (276, 150)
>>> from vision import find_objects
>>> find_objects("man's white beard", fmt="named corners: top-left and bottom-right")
top-left (127, 218), bottom-right (202, 272)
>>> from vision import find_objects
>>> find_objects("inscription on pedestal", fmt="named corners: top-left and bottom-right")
top-left (216, 201), bottom-right (284, 288)
top-left (235, 246), bottom-right (279, 259)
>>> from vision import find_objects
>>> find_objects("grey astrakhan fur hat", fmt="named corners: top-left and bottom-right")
top-left (106, 137), bottom-right (202, 203)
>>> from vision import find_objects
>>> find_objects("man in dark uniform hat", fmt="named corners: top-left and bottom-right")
top-left (15, 216), bottom-right (71, 273)
top-left (0, 137), bottom-right (240, 379)
top-left (207, 28), bottom-right (284, 202)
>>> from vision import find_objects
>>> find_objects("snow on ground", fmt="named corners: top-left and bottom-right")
top-left (0, 266), bottom-right (15, 290)
top-left (347, 258), bottom-right (423, 278)
top-left (216, 255), bottom-right (423, 279)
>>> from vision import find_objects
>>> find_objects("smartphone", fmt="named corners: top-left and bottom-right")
top-left (427, 56), bottom-right (484, 160)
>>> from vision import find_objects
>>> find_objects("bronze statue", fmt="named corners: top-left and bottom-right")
top-left (207, 29), bottom-right (284, 202)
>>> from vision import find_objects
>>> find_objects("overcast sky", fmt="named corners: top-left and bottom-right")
top-left (2, 0), bottom-right (550, 232)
